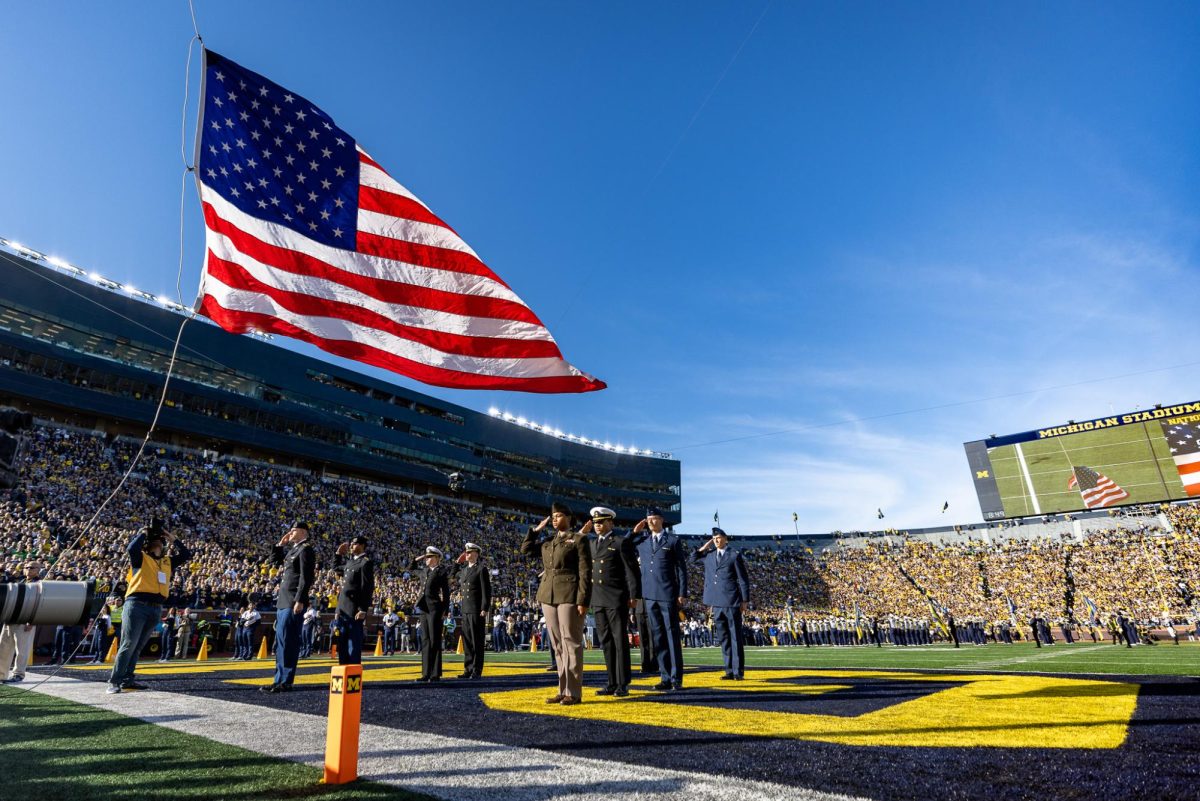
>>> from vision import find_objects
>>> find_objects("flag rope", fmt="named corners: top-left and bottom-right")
top-left (13, 19), bottom-right (205, 694)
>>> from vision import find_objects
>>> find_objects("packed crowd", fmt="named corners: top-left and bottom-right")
top-left (1, 425), bottom-right (544, 615)
top-left (3, 424), bottom-right (1199, 640)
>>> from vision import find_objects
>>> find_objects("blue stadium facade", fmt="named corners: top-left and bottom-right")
top-left (0, 243), bottom-right (681, 524)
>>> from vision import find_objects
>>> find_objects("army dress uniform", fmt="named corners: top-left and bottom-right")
top-left (521, 507), bottom-right (593, 703)
top-left (267, 524), bottom-right (316, 691)
top-left (333, 537), bottom-right (375, 665)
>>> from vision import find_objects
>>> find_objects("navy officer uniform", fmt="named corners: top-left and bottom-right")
top-left (455, 542), bottom-right (492, 679)
top-left (409, 546), bottom-right (451, 681)
top-left (693, 527), bottom-right (750, 679)
top-left (629, 507), bottom-right (688, 691)
top-left (586, 506), bottom-right (641, 697)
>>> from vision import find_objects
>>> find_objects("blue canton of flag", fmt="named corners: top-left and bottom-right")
top-left (198, 51), bottom-right (358, 248)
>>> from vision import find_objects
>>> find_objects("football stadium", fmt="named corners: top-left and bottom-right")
top-left (2, 237), bottom-right (1198, 800)
top-left (2, 5), bottom-right (1199, 801)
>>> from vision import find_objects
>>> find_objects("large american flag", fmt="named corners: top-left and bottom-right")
top-left (1159, 420), bottom-right (1200, 497)
top-left (1067, 465), bottom-right (1130, 509)
top-left (195, 50), bottom-right (604, 393)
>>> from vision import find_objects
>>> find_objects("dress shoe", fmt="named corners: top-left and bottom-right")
top-left (719, 674), bottom-right (735, 680)
top-left (733, 675), bottom-right (744, 681)
top-left (559, 696), bottom-right (580, 706)
top-left (545, 666), bottom-right (557, 672)
top-left (614, 687), bottom-right (630, 697)
top-left (457, 672), bottom-right (474, 679)
top-left (429, 676), bottom-right (440, 682)
top-left (121, 681), bottom-right (149, 691)
top-left (652, 681), bottom-right (672, 690)
top-left (595, 687), bottom-right (616, 696)
top-left (545, 694), bottom-right (564, 704)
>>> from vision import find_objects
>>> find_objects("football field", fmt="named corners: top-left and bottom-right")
top-left (987, 424), bottom-right (1182, 516)
top-left (3, 644), bottom-right (1198, 801)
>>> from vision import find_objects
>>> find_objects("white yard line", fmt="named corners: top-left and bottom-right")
top-left (966, 644), bottom-right (1111, 669)
top-left (1014, 442), bottom-right (1042, 514)
top-left (19, 674), bottom-right (870, 801)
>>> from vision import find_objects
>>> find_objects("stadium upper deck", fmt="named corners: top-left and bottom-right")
top-left (0, 241), bottom-right (681, 523)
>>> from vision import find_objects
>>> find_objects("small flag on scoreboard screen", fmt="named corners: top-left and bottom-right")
top-left (193, 50), bottom-right (605, 394)
top-left (1067, 465), bottom-right (1130, 509)
top-left (1160, 420), bottom-right (1200, 497)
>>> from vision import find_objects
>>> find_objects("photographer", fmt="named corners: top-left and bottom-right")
top-left (107, 520), bottom-right (190, 694)
top-left (0, 560), bottom-right (44, 684)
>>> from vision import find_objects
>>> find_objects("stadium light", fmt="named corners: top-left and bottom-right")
top-left (489, 406), bottom-right (668, 458)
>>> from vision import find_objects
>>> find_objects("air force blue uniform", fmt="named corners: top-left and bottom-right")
top-left (694, 542), bottom-right (750, 678)
top-left (630, 529), bottom-right (688, 688)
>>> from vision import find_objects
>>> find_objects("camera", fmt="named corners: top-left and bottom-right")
top-left (0, 578), bottom-right (100, 626)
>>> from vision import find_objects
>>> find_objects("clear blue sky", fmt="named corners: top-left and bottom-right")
top-left (1, 2), bottom-right (1197, 535)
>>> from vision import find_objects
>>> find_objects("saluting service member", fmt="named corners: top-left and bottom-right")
top-left (107, 519), bottom-right (190, 694)
top-left (630, 507), bottom-right (688, 691)
top-left (584, 506), bottom-right (641, 697)
top-left (409, 546), bottom-right (451, 681)
top-left (333, 535), bottom-right (375, 665)
top-left (522, 502), bottom-right (592, 705)
top-left (694, 527), bottom-right (750, 680)
top-left (455, 542), bottom-right (492, 679)
top-left (262, 522), bottom-right (315, 694)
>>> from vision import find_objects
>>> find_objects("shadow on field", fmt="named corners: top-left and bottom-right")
top-left (0, 694), bottom-right (424, 801)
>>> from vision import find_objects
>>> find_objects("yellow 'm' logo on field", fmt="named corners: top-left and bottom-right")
top-left (479, 669), bottom-right (1138, 749)
top-left (976, 470), bottom-right (990, 479)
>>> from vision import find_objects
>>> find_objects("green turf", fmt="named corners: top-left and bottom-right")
top-left (987, 422), bottom-right (1183, 515)
top-left (0, 687), bottom-right (433, 801)
top-left (466, 641), bottom-right (1200, 676)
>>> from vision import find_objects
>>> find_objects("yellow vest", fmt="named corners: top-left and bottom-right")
top-left (126, 550), bottom-right (172, 600)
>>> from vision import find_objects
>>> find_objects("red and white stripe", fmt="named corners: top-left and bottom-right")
top-left (1172, 453), bottom-right (1200, 496)
top-left (1068, 472), bottom-right (1130, 509)
top-left (197, 147), bottom-right (604, 393)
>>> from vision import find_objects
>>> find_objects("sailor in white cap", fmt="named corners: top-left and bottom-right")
top-left (583, 507), bottom-right (641, 697)
top-left (408, 546), bottom-right (450, 681)
top-left (455, 542), bottom-right (492, 678)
